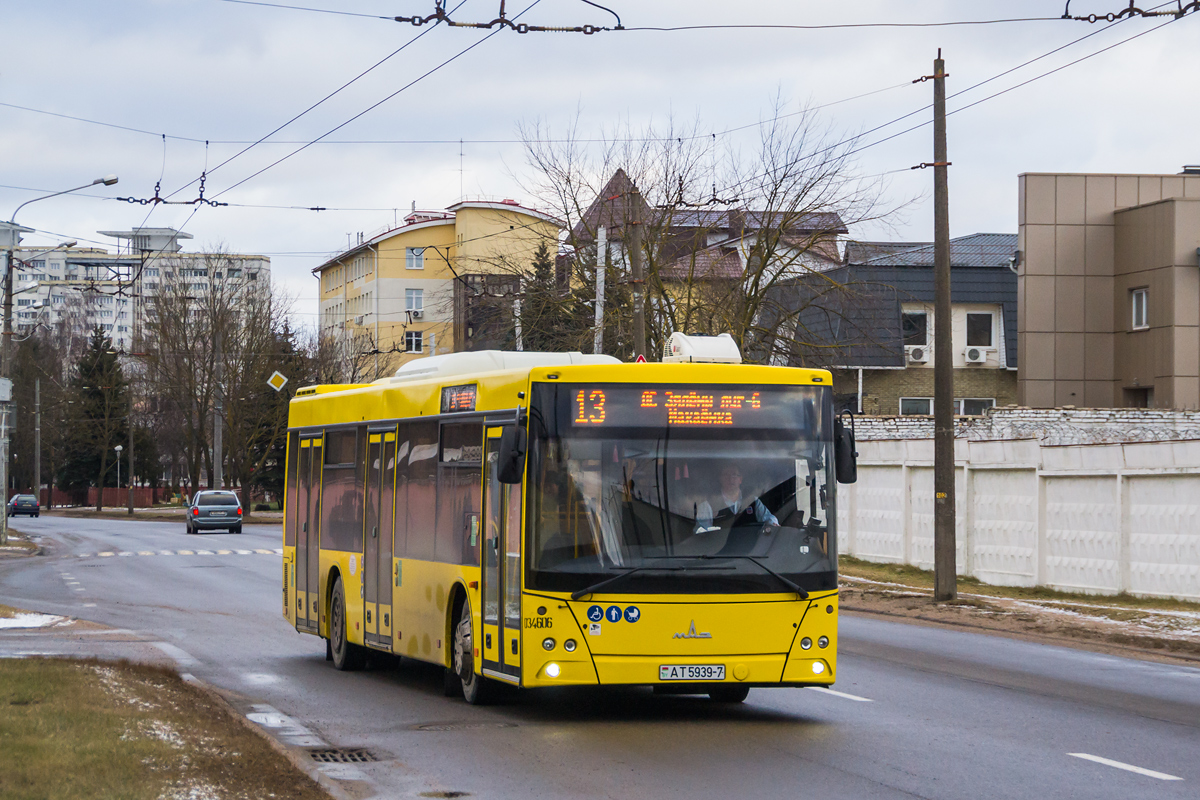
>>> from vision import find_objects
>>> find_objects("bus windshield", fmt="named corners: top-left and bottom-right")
top-left (526, 383), bottom-right (837, 595)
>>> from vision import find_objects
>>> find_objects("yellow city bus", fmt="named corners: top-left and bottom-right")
top-left (282, 342), bottom-right (857, 704)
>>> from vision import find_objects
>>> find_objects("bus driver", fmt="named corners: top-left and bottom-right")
top-left (694, 464), bottom-right (778, 533)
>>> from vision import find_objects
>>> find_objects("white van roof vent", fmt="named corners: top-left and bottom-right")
top-left (662, 332), bottom-right (743, 364)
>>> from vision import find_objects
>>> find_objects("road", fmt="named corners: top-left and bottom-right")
top-left (2, 515), bottom-right (1198, 799)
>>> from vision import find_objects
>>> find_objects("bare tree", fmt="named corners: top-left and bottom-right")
top-left (515, 101), bottom-right (904, 364)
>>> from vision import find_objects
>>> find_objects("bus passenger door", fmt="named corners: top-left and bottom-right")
top-left (296, 436), bottom-right (321, 634)
top-left (482, 431), bottom-right (521, 684)
top-left (364, 435), bottom-right (382, 644)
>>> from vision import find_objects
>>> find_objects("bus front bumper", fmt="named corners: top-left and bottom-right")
top-left (524, 652), bottom-right (834, 688)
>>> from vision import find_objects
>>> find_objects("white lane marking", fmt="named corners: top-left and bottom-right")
top-left (255, 549), bottom-right (274, 554)
top-left (66, 581), bottom-right (81, 586)
top-left (159, 550), bottom-right (175, 555)
top-left (243, 672), bottom-right (281, 685)
top-left (216, 550), bottom-right (232, 555)
top-left (153, 642), bottom-right (199, 668)
top-left (137, 551), bottom-right (155, 556)
top-left (1069, 753), bottom-right (1183, 781)
top-left (274, 548), bottom-right (283, 554)
top-left (194, 550), bottom-right (214, 556)
top-left (98, 552), bottom-right (115, 557)
top-left (808, 686), bottom-right (873, 702)
top-left (177, 550), bottom-right (195, 555)
top-left (82, 603), bottom-right (97, 607)
top-left (235, 549), bottom-right (252, 555)
top-left (117, 551), bottom-right (133, 557)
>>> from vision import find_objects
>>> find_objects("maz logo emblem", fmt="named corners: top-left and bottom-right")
top-left (673, 620), bottom-right (712, 639)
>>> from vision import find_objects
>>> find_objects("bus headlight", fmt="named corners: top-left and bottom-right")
top-left (545, 663), bottom-right (561, 678)
top-left (818, 636), bottom-right (829, 649)
top-left (542, 637), bottom-right (556, 651)
top-left (563, 639), bottom-right (577, 652)
top-left (812, 661), bottom-right (825, 674)
top-left (800, 637), bottom-right (813, 650)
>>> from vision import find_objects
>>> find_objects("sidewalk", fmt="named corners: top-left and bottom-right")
top-left (839, 557), bottom-right (1200, 663)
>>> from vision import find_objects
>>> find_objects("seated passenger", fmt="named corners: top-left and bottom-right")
top-left (694, 464), bottom-right (778, 533)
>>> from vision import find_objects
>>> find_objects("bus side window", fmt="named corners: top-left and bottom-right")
top-left (284, 430), bottom-right (299, 547)
top-left (406, 421), bottom-right (439, 561)
top-left (437, 422), bottom-right (483, 567)
top-left (321, 428), bottom-right (362, 552)
top-left (393, 427), bottom-right (411, 558)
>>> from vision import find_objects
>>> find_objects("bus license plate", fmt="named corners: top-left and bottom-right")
top-left (659, 664), bottom-right (725, 681)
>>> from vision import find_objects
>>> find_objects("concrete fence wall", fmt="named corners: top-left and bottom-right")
top-left (837, 437), bottom-right (1200, 601)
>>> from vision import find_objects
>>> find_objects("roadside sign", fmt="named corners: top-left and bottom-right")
top-left (0, 378), bottom-right (10, 402)
top-left (267, 371), bottom-right (288, 392)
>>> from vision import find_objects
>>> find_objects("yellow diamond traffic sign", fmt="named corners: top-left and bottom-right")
top-left (267, 371), bottom-right (289, 392)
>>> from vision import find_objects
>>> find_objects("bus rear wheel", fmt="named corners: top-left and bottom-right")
top-left (452, 600), bottom-right (490, 705)
top-left (709, 685), bottom-right (750, 703)
top-left (330, 577), bottom-right (365, 671)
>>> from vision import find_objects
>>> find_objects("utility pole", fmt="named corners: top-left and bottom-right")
top-left (34, 378), bottom-right (40, 508)
top-left (628, 188), bottom-right (647, 360)
top-left (213, 331), bottom-right (223, 490)
top-left (594, 226), bottom-right (606, 354)
top-left (932, 49), bottom-right (957, 602)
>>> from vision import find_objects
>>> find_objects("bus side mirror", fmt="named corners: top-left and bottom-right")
top-left (497, 426), bottom-right (527, 484)
top-left (834, 412), bottom-right (858, 484)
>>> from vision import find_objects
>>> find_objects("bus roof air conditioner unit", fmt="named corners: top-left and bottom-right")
top-left (906, 345), bottom-right (929, 364)
top-left (662, 332), bottom-right (743, 364)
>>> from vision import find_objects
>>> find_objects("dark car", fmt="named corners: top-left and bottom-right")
top-left (186, 491), bottom-right (243, 534)
top-left (7, 494), bottom-right (40, 517)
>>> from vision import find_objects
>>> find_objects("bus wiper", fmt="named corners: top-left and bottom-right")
top-left (698, 554), bottom-right (808, 599)
top-left (569, 565), bottom-right (685, 600)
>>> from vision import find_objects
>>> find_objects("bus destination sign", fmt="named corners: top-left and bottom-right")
top-left (441, 384), bottom-right (477, 413)
top-left (569, 385), bottom-right (790, 428)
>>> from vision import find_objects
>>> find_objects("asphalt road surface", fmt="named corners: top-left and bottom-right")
top-left (2, 515), bottom-right (1198, 799)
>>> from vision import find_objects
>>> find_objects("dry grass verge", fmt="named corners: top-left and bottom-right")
top-left (0, 657), bottom-right (328, 800)
top-left (839, 557), bottom-right (1200, 661)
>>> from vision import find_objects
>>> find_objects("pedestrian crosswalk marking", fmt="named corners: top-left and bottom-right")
top-left (77, 548), bottom-right (283, 559)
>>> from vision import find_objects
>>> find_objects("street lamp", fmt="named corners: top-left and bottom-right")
top-left (114, 444), bottom-right (123, 498)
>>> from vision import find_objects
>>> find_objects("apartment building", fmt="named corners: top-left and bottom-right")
top-left (10, 227), bottom-right (269, 351)
top-left (1017, 170), bottom-right (1200, 409)
top-left (314, 200), bottom-right (561, 368)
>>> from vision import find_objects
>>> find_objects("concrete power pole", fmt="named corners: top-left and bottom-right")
top-left (594, 226), bottom-right (606, 355)
top-left (34, 378), bottom-right (40, 506)
top-left (213, 331), bottom-right (223, 490)
top-left (629, 188), bottom-right (647, 360)
top-left (932, 49), bottom-right (957, 602)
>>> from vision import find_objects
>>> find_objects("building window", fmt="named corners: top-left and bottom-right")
top-left (406, 248), bottom-right (425, 270)
top-left (404, 331), bottom-right (423, 353)
top-left (406, 288), bottom-right (424, 311)
top-left (1131, 288), bottom-right (1148, 330)
top-left (902, 312), bottom-right (927, 346)
top-left (900, 397), bottom-right (933, 416)
top-left (956, 398), bottom-right (995, 416)
top-left (966, 313), bottom-right (993, 347)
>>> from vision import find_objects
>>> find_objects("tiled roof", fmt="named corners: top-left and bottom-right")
top-left (660, 246), bottom-right (742, 280)
top-left (850, 233), bottom-right (1018, 268)
top-left (843, 240), bottom-right (931, 264)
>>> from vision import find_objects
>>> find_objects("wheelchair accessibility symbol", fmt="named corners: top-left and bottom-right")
top-left (587, 605), bottom-right (604, 622)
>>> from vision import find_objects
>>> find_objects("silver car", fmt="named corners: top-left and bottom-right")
top-left (186, 491), bottom-right (243, 534)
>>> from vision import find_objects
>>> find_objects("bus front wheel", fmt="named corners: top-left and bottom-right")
top-left (330, 577), bottom-right (365, 671)
top-left (453, 600), bottom-right (490, 705)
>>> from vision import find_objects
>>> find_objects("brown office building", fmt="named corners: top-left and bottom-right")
top-left (1018, 170), bottom-right (1200, 409)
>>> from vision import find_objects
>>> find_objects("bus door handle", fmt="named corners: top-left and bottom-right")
top-left (372, 526), bottom-right (377, 539)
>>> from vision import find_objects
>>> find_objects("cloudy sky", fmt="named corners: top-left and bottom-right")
top-left (3, 1), bottom-right (1197, 329)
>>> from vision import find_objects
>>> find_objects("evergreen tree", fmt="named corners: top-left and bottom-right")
top-left (58, 328), bottom-right (128, 509)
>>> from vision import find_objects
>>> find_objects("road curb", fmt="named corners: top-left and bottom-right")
top-left (179, 674), bottom-right (356, 800)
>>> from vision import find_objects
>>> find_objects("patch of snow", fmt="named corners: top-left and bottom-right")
top-left (0, 612), bottom-right (66, 629)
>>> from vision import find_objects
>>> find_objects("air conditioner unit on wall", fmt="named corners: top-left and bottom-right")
top-left (906, 345), bottom-right (929, 364)
top-left (410, 309), bottom-right (423, 319)
top-left (964, 347), bottom-right (987, 364)
top-left (355, 315), bottom-right (364, 325)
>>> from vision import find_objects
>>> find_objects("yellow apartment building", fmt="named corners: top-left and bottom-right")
top-left (314, 200), bottom-right (561, 372)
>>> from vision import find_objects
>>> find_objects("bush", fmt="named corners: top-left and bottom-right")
top-left (254, 503), bottom-right (271, 512)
